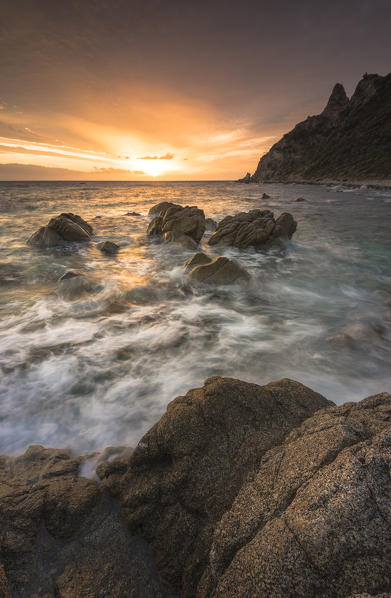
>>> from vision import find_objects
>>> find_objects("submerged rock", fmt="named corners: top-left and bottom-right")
top-left (261, 192), bottom-right (270, 199)
top-left (97, 240), bottom-right (120, 254)
top-left (208, 209), bottom-right (297, 249)
top-left (147, 202), bottom-right (206, 246)
top-left (296, 196), bottom-right (306, 202)
top-left (188, 256), bottom-right (250, 285)
top-left (57, 270), bottom-right (96, 300)
top-left (163, 230), bottom-right (198, 249)
top-left (27, 213), bottom-right (93, 247)
top-left (205, 217), bottom-right (217, 231)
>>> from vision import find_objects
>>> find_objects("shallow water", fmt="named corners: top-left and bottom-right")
top-left (0, 180), bottom-right (390, 454)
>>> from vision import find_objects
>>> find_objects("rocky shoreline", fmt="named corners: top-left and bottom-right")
top-left (1, 376), bottom-right (391, 597)
top-left (238, 177), bottom-right (391, 191)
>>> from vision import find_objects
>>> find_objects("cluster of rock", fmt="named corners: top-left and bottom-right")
top-left (2, 376), bottom-right (391, 597)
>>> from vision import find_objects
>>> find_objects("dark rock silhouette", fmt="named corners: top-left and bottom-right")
top-left (250, 73), bottom-right (391, 182)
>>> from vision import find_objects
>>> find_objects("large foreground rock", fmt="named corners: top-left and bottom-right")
top-left (98, 377), bottom-right (331, 596)
top-left (147, 202), bottom-right (206, 247)
top-left (208, 209), bottom-right (297, 249)
top-left (3, 378), bottom-right (391, 598)
top-left (27, 213), bottom-right (93, 247)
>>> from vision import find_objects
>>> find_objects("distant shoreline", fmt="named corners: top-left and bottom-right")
top-left (246, 179), bottom-right (391, 190)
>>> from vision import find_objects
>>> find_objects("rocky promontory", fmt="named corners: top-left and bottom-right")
top-left (245, 72), bottom-right (391, 183)
top-left (2, 376), bottom-right (391, 597)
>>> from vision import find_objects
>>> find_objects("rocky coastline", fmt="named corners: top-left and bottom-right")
top-left (1, 376), bottom-right (391, 597)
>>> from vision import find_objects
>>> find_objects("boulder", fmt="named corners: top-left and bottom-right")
top-left (97, 240), bottom-right (120, 254)
top-left (147, 203), bottom-right (206, 245)
top-left (208, 209), bottom-right (297, 249)
top-left (0, 445), bottom-right (165, 597)
top-left (188, 256), bottom-right (250, 285)
top-left (148, 201), bottom-right (180, 217)
top-left (183, 252), bottom-right (212, 272)
top-left (27, 213), bottom-right (93, 247)
top-left (98, 377), bottom-right (331, 596)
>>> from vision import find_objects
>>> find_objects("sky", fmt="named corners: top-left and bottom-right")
top-left (0, 0), bottom-right (390, 180)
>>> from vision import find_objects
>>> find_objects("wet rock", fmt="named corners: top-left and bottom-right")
top-left (97, 240), bottom-right (120, 254)
top-left (148, 201), bottom-right (180, 217)
top-left (98, 377), bottom-right (331, 596)
top-left (183, 252), bottom-right (212, 272)
top-left (0, 445), bottom-right (165, 597)
top-left (188, 256), bottom-right (250, 285)
top-left (147, 203), bottom-right (206, 245)
top-left (27, 213), bottom-right (93, 247)
top-left (261, 192), bottom-right (270, 199)
top-left (205, 217), bottom-right (217, 231)
top-left (208, 209), bottom-right (297, 249)
top-left (296, 196), bottom-right (306, 202)
top-left (57, 270), bottom-right (95, 300)
top-left (124, 211), bottom-right (141, 216)
top-left (328, 320), bottom-right (385, 349)
top-left (124, 285), bottom-right (160, 305)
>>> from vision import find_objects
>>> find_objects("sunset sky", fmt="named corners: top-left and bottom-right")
top-left (1, 0), bottom-right (390, 180)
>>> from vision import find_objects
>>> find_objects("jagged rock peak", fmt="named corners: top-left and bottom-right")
top-left (321, 82), bottom-right (349, 119)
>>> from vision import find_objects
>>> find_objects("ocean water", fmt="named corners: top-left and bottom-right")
top-left (0, 180), bottom-right (390, 455)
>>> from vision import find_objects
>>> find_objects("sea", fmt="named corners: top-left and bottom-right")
top-left (0, 180), bottom-right (390, 455)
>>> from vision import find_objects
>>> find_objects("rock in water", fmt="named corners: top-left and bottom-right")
top-left (57, 270), bottom-right (95, 299)
top-left (27, 213), bottom-right (93, 247)
top-left (147, 202), bottom-right (206, 247)
top-left (205, 217), bottom-right (217, 231)
top-left (98, 377), bottom-right (331, 596)
top-left (261, 192), bottom-right (270, 199)
top-left (97, 240), bottom-right (120, 254)
top-left (188, 256), bottom-right (250, 285)
top-left (183, 252), bottom-right (212, 271)
top-left (296, 196), bottom-right (306, 202)
top-left (237, 172), bottom-right (253, 183)
top-left (208, 209), bottom-right (297, 249)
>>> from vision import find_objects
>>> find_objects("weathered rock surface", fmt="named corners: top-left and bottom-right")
top-left (205, 218), bottom-right (217, 231)
top-left (187, 256), bottom-right (250, 285)
top-left (27, 213), bottom-right (93, 247)
top-left (203, 391), bottom-right (391, 598)
top-left (147, 202), bottom-right (206, 247)
top-left (98, 377), bottom-right (331, 596)
top-left (3, 378), bottom-right (391, 598)
top-left (208, 209), bottom-right (297, 249)
top-left (0, 445), bottom-right (166, 597)
top-left (97, 240), bottom-right (119, 254)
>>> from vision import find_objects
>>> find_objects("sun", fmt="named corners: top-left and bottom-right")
top-left (138, 160), bottom-right (170, 177)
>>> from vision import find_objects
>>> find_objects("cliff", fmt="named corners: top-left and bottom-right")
top-left (249, 72), bottom-right (391, 183)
